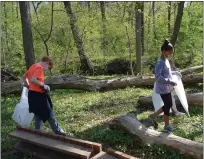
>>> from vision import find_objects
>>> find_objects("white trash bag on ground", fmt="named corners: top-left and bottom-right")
top-left (12, 87), bottom-right (34, 127)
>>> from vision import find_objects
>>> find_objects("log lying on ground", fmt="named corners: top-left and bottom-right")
top-left (1, 74), bottom-right (203, 95)
top-left (180, 65), bottom-right (203, 76)
top-left (138, 93), bottom-right (203, 107)
top-left (1, 68), bottom-right (19, 82)
top-left (110, 113), bottom-right (203, 159)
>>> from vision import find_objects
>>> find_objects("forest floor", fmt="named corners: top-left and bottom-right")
top-left (1, 76), bottom-right (203, 159)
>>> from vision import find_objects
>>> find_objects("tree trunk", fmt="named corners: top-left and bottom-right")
top-left (1, 74), bottom-right (202, 95)
top-left (19, 2), bottom-right (35, 69)
top-left (180, 65), bottom-right (203, 75)
top-left (138, 93), bottom-right (203, 107)
top-left (174, 2), bottom-right (177, 23)
top-left (141, 3), bottom-right (144, 56)
top-left (152, 2), bottom-right (156, 39)
top-left (64, 2), bottom-right (93, 74)
top-left (147, 2), bottom-right (151, 51)
top-left (125, 26), bottom-right (134, 75)
top-left (135, 3), bottom-right (142, 74)
top-left (3, 3), bottom-right (9, 67)
top-left (170, 2), bottom-right (184, 46)
top-left (100, 1), bottom-right (107, 54)
top-left (16, 2), bottom-right (19, 18)
top-left (87, 2), bottom-right (91, 12)
top-left (168, 2), bottom-right (171, 36)
top-left (110, 114), bottom-right (203, 159)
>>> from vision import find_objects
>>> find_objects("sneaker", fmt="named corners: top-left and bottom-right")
top-left (174, 111), bottom-right (185, 117)
top-left (148, 114), bottom-right (158, 128)
top-left (55, 129), bottom-right (66, 136)
top-left (164, 124), bottom-right (176, 132)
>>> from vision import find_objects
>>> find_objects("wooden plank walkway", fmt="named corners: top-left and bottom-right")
top-left (91, 151), bottom-right (118, 159)
top-left (9, 127), bottom-right (137, 159)
top-left (10, 130), bottom-right (93, 159)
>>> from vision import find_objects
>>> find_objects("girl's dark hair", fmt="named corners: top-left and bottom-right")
top-left (161, 40), bottom-right (174, 52)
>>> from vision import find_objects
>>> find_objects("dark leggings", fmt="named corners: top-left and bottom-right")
top-left (160, 93), bottom-right (172, 116)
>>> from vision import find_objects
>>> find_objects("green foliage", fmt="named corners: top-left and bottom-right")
top-left (1, 2), bottom-right (202, 76)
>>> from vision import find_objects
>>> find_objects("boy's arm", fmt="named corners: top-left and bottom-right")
top-left (23, 72), bottom-right (29, 88)
top-left (31, 77), bottom-right (44, 88)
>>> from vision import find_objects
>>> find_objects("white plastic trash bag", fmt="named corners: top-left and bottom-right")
top-left (12, 87), bottom-right (34, 127)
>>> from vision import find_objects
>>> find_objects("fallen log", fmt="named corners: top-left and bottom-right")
top-left (180, 65), bottom-right (203, 76)
top-left (1, 68), bottom-right (19, 82)
top-left (110, 114), bottom-right (203, 159)
top-left (1, 74), bottom-right (203, 95)
top-left (138, 93), bottom-right (203, 107)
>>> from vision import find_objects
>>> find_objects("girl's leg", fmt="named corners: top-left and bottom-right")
top-left (160, 93), bottom-right (176, 131)
top-left (151, 107), bottom-right (163, 118)
top-left (160, 93), bottom-right (172, 126)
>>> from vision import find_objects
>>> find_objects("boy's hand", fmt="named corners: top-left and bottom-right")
top-left (43, 84), bottom-right (50, 93)
top-left (24, 83), bottom-right (29, 88)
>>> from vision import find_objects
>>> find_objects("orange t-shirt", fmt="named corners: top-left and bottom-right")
top-left (25, 63), bottom-right (45, 93)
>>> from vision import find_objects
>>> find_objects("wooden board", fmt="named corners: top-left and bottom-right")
top-left (15, 141), bottom-right (79, 159)
top-left (107, 148), bottom-right (136, 159)
top-left (10, 130), bottom-right (93, 159)
top-left (91, 151), bottom-right (118, 159)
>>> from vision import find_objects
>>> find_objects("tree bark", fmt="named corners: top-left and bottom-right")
top-left (3, 3), bottom-right (9, 67)
top-left (141, 3), bottom-right (144, 56)
top-left (135, 3), bottom-right (142, 74)
top-left (170, 2), bottom-right (184, 46)
top-left (138, 93), bottom-right (203, 107)
top-left (125, 26), bottom-right (134, 76)
top-left (64, 2), bottom-right (93, 74)
top-left (180, 65), bottom-right (203, 76)
top-left (1, 74), bottom-right (202, 95)
top-left (152, 2), bottom-right (156, 39)
top-left (16, 2), bottom-right (19, 18)
top-left (19, 2), bottom-right (35, 69)
top-left (110, 114), bottom-right (203, 159)
top-left (100, 1), bottom-right (107, 54)
top-left (168, 2), bottom-right (171, 36)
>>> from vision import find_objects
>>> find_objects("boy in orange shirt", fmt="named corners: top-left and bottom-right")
top-left (23, 56), bottom-right (65, 136)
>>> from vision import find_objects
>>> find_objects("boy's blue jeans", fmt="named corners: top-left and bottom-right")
top-left (34, 107), bottom-right (63, 134)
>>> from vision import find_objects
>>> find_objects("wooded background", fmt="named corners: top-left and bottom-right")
top-left (1, 2), bottom-right (203, 77)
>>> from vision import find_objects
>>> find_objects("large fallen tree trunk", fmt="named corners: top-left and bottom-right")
top-left (138, 93), bottom-right (203, 107)
top-left (110, 114), bottom-right (203, 159)
top-left (1, 74), bottom-right (203, 95)
top-left (180, 65), bottom-right (203, 76)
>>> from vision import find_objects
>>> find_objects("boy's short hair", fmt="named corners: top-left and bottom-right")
top-left (41, 56), bottom-right (53, 69)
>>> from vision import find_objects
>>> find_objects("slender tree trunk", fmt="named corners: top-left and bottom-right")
top-left (152, 2), bottom-right (156, 39)
top-left (141, 3), bottom-right (144, 55)
top-left (19, 2), bottom-right (35, 69)
top-left (125, 26), bottom-right (134, 76)
top-left (100, 1), bottom-right (107, 54)
top-left (64, 2), bottom-right (93, 74)
top-left (87, 2), bottom-right (91, 12)
top-left (16, 2), bottom-right (19, 18)
top-left (171, 2), bottom-right (184, 46)
top-left (174, 2), bottom-right (177, 23)
top-left (135, 3), bottom-right (142, 75)
top-left (3, 3), bottom-right (9, 58)
top-left (168, 2), bottom-right (171, 36)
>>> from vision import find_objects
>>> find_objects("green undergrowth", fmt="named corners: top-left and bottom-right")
top-left (1, 83), bottom-right (202, 159)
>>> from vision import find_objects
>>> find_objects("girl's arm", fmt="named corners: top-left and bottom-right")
top-left (155, 61), bottom-right (176, 86)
